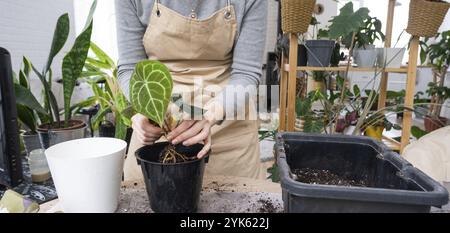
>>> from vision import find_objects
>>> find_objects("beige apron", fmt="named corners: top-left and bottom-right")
top-left (124, 0), bottom-right (266, 181)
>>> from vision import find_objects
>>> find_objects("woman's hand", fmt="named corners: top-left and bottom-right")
top-left (166, 118), bottom-right (215, 159)
top-left (131, 113), bottom-right (163, 145)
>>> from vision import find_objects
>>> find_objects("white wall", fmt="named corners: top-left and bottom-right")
top-left (0, 0), bottom-right (76, 105)
top-left (73, 0), bottom-right (118, 62)
top-left (0, 0), bottom-right (105, 108)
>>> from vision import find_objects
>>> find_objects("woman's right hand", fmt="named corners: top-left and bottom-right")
top-left (131, 113), bottom-right (163, 145)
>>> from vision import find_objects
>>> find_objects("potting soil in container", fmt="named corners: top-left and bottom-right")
top-left (293, 168), bottom-right (369, 187)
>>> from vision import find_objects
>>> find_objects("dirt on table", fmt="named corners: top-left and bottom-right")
top-left (293, 168), bottom-right (369, 187)
top-left (257, 198), bottom-right (278, 213)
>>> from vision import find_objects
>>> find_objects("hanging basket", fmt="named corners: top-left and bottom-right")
top-left (406, 0), bottom-right (450, 37)
top-left (281, 0), bottom-right (316, 34)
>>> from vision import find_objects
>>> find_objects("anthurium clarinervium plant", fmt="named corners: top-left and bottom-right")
top-left (130, 60), bottom-right (199, 163)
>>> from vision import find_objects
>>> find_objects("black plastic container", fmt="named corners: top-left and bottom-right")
top-left (297, 44), bottom-right (308, 66)
top-left (135, 142), bottom-right (209, 213)
top-left (276, 133), bottom-right (449, 213)
top-left (99, 121), bottom-right (115, 138)
top-left (305, 40), bottom-right (335, 67)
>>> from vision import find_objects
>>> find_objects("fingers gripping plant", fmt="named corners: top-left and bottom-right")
top-left (130, 60), bottom-right (194, 164)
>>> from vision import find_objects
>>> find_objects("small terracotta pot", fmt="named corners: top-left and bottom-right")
top-left (424, 115), bottom-right (448, 133)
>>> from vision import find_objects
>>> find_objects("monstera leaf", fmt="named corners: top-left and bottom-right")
top-left (130, 60), bottom-right (173, 127)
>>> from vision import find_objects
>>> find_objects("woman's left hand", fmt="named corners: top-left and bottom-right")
top-left (166, 119), bottom-right (214, 159)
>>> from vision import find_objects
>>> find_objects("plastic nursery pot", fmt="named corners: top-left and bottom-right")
top-left (376, 48), bottom-right (406, 68)
top-left (364, 125), bottom-right (384, 141)
top-left (353, 49), bottom-right (377, 68)
top-left (37, 119), bottom-right (87, 149)
top-left (21, 131), bottom-right (42, 155)
top-left (297, 44), bottom-right (308, 66)
top-left (424, 115), bottom-right (448, 133)
top-left (45, 137), bottom-right (127, 213)
top-left (135, 142), bottom-right (210, 213)
top-left (305, 40), bottom-right (335, 67)
top-left (99, 121), bottom-right (116, 138)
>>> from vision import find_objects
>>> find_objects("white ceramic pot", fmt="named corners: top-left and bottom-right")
top-left (45, 137), bottom-right (127, 213)
top-left (376, 48), bottom-right (406, 68)
top-left (354, 49), bottom-right (377, 68)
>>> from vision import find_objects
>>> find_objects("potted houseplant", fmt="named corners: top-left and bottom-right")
top-left (424, 82), bottom-right (450, 131)
top-left (80, 42), bottom-right (132, 141)
top-left (349, 16), bottom-right (385, 68)
top-left (14, 57), bottom-right (49, 154)
top-left (32, 2), bottom-right (96, 148)
top-left (407, 0), bottom-right (450, 38)
top-left (420, 30), bottom-right (450, 132)
top-left (306, 2), bottom-right (370, 67)
top-left (130, 60), bottom-right (209, 213)
top-left (295, 93), bottom-right (314, 132)
top-left (386, 90), bottom-right (406, 119)
top-left (308, 71), bottom-right (327, 92)
top-left (362, 112), bottom-right (401, 141)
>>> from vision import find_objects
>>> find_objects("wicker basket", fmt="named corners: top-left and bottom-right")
top-left (407, 0), bottom-right (450, 37)
top-left (281, 0), bottom-right (316, 34)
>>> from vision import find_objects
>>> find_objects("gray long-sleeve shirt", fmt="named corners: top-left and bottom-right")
top-left (115, 0), bottom-right (267, 116)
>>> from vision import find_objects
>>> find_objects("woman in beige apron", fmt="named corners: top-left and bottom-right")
top-left (124, 0), bottom-right (266, 181)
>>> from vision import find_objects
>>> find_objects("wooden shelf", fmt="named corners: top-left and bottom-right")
top-left (382, 135), bottom-right (401, 151)
top-left (283, 64), bottom-right (408, 73)
top-left (279, 0), bottom-right (419, 154)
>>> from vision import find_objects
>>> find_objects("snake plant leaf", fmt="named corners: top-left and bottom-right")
top-left (130, 60), bottom-right (173, 126)
top-left (17, 105), bottom-right (37, 133)
top-left (62, 21), bottom-right (93, 125)
top-left (328, 2), bottom-right (370, 40)
top-left (18, 70), bottom-right (28, 89)
top-left (14, 83), bottom-right (48, 115)
top-left (44, 13), bottom-right (70, 75)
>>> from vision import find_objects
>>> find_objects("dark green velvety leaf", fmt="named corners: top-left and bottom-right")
top-left (130, 60), bottom-right (173, 126)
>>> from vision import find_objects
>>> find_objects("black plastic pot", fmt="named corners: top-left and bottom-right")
top-left (135, 142), bottom-right (209, 213)
top-left (99, 121), bottom-right (115, 138)
top-left (297, 44), bottom-right (308, 66)
top-left (276, 133), bottom-right (449, 213)
top-left (125, 128), bottom-right (133, 154)
top-left (305, 40), bottom-right (335, 67)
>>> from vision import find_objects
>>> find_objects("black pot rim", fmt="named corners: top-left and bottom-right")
top-left (135, 143), bottom-right (210, 166)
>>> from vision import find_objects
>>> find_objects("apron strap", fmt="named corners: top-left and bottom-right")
top-left (155, 0), bottom-right (161, 17)
top-left (225, 0), bottom-right (232, 19)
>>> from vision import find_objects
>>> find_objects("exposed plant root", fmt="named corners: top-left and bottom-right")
top-left (160, 144), bottom-right (196, 164)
